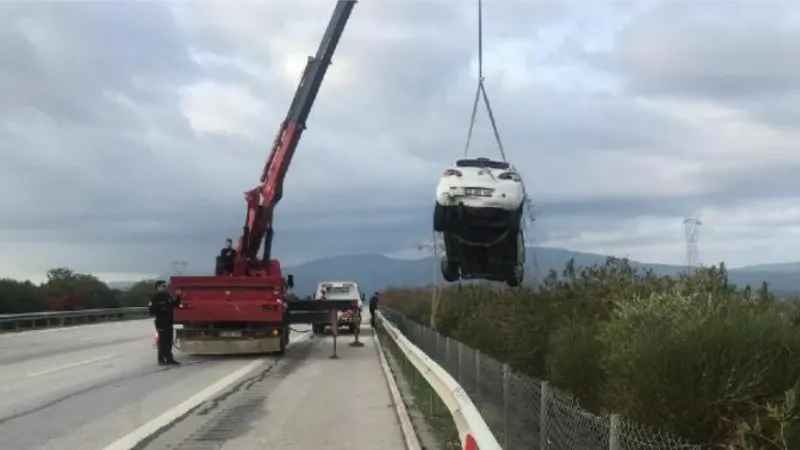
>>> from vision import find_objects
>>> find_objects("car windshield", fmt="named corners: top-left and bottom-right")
top-left (455, 158), bottom-right (510, 170)
top-left (325, 286), bottom-right (352, 295)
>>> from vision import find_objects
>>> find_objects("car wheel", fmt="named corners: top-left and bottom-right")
top-left (507, 230), bottom-right (525, 287)
top-left (433, 203), bottom-right (448, 232)
top-left (440, 257), bottom-right (460, 282)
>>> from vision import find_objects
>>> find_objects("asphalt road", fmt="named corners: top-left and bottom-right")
top-left (140, 327), bottom-right (408, 450)
top-left (0, 320), bottom-right (307, 450)
top-left (0, 317), bottom-right (409, 450)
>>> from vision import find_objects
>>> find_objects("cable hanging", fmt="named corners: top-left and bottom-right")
top-left (463, 0), bottom-right (507, 162)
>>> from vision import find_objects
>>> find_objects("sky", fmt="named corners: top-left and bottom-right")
top-left (1, 0), bottom-right (800, 283)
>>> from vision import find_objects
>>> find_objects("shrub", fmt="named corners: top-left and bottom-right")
top-left (382, 258), bottom-right (800, 448)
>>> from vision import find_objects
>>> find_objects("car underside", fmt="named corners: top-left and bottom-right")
top-left (434, 203), bottom-right (525, 287)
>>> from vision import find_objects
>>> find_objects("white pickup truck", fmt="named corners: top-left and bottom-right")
top-left (312, 281), bottom-right (362, 334)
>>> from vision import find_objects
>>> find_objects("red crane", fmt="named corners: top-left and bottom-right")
top-left (170, 0), bottom-right (359, 357)
top-left (233, 0), bottom-right (357, 277)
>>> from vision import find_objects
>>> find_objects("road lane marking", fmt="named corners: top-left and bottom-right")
top-left (0, 319), bottom-right (152, 339)
top-left (26, 354), bottom-right (120, 378)
top-left (102, 332), bottom-right (312, 450)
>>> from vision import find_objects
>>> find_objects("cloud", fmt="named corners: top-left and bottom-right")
top-left (2, 0), bottom-right (800, 282)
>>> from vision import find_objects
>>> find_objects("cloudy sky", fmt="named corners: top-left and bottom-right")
top-left (1, 0), bottom-right (800, 282)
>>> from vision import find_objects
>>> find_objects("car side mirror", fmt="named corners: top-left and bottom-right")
top-left (286, 274), bottom-right (294, 289)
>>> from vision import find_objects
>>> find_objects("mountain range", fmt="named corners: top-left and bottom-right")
top-left (110, 247), bottom-right (800, 297)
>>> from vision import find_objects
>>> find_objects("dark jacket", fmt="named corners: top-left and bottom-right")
top-left (149, 291), bottom-right (181, 327)
top-left (219, 248), bottom-right (236, 274)
top-left (368, 294), bottom-right (379, 309)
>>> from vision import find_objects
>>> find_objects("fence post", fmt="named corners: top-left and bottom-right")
top-left (609, 414), bottom-right (622, 450)
top-left (445, 336), bottom-right (451, 371)
top-left (474, 349), bottom-right (481, 404)
top-left (456, 341), bottom-right (463, 383)
top-left (502, 363), bottom-right (510, 449)
top-left (540, 381), bottom-right (550, 450)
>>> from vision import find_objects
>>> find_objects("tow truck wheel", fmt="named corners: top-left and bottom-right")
top-left (277, 324), bottom-right (288, 356)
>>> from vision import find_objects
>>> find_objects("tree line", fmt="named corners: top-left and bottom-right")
top-left (382, 258), bottom-right (800, 450)
top-left (0, 267), bottom-right (155, 314)
top-left (0, 267), bottom-right (316, 315)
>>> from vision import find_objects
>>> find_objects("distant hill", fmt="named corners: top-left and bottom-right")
top-left (109, 246), bottom-right (800, 296)
top-left (285, 247), bottom-right (800, 297)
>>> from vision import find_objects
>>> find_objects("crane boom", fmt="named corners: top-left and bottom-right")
top-left (236, 0), bottom-right (356, 274)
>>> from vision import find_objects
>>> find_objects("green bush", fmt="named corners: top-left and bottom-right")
top-left (382, 258), bottom-right (800, 449)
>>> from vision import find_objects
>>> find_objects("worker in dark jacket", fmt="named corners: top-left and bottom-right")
top-left (368, 292), bottom-right (379, 328)
top-left (149, 280), bottom-right (182, 366)
top-left (218, 238), bottom-right (237, 275)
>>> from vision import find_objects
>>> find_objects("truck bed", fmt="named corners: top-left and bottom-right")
top-left (171, 275), bottom-right (286, 324)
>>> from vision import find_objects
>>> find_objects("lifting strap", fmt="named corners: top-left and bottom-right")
top-left (463, 0), bottom-right (507, 162)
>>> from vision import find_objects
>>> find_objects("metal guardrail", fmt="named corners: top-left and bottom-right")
top-left (377, 310), bottom-right (502, 450)
top-left (0, 307), bottom-right (150, 332)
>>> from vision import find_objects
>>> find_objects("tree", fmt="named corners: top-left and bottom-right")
top-left (0, 279), bottom-right (46, 314)
top-left (41, 267), bottom-right (119, 310)
top-left (120, 280), bottom-right (156, 307)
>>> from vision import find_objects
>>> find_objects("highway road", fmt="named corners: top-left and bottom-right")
top-left (0, 318), bottom-right (410, 450)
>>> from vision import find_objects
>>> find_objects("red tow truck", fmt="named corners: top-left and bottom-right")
top-left (169, 0), bottom-right (359, 356)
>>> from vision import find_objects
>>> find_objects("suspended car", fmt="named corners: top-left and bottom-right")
top-left (433, 157), bottom-right (526, 287)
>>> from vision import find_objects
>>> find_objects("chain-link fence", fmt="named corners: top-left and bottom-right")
top-left (380, 307), bottom-right (701, 450)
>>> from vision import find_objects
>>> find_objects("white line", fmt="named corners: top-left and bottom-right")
top-left (102, 332), bottom-right (313, 450)
top-left (0, 319), bottom-right (151, 339)
top-left (26, 354), bottom-right (120, 378)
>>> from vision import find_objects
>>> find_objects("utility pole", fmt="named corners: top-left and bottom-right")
top-left (171, 260), bottom-right (188, 276)
top-left (683, 218), bottom-right (701, 270)
top-left (416, 235), bottom-right (446, 330)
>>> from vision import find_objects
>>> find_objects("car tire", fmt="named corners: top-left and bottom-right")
top-left (440, 256), bottom-right (460, 282)
top-left (506, 230), bottom-right (525, 287)
top-left (509, 205), bottom-right (524, 231)
top-left (433, 203), bottom-right (448, 232)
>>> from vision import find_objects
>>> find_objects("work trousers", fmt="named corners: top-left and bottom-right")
top-left (156, 323), bottom-right (175, 363)
top-left (369, 306), bottom-right (376, 328)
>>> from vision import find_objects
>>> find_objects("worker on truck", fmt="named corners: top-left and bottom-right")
top-left (149, 280), bottom-right (182, 366)
top-left (217, 238), bottom-right (237, 275)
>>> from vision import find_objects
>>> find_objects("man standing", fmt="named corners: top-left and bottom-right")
top-left (368, 291), bottom-right (379, 328)
top-left (217, 238), bottom-right (237, 275)
top-left (149, 280), bottom-right (181, 366)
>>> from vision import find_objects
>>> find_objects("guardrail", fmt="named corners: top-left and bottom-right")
top-left (377, 310), bottom-right (502, 450)
top-left (378, 307), bottom-right (699, 450)
top-left (0, 307), bottom-right (150, 333)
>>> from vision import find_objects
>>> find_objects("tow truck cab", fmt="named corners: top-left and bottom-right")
top-left (312, 281), bottom-right (362, 334)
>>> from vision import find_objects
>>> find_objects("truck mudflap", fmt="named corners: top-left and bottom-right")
top-left (175, 327), bottom-right (286, 355)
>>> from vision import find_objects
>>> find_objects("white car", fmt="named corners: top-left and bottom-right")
top-left (433, 157), bottom-right (526, 287)
top-left (312, 281), bottom-right (362, 334)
